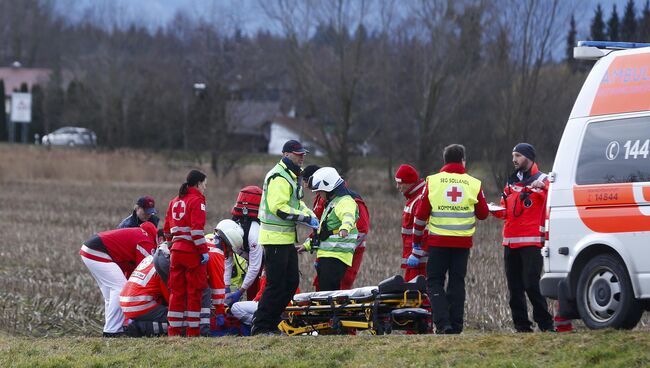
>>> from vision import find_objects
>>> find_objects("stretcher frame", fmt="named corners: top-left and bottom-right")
top-left (278, 275), bottom-right (431, 335)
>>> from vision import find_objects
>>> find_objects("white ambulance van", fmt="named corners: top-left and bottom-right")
top-left (540, 41), bottom-right (650, 329)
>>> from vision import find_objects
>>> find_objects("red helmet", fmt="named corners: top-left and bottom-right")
top-left (231, 186), bottom-right (262, 218)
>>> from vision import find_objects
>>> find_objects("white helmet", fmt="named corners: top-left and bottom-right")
top-left (215, 219), bottom-right (244, 251)
top-left (309, 167), bottom-right (344, 193)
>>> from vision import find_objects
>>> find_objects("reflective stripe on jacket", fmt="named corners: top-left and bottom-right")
top-left (426, 172), bottom-right (481, 237)
top-left (119, 256), bottom-right (168, 319)
top-left (163, 187), bottom-right (207, 254)
top-left (401, 180), bottom-right (427, 269)
top-left (258, 161), bottom-right (314, 245)
top-left (307, 195), bottom-right (359, 267)
top-left (496, 163), bottom-right (548, 248)
top-left (206, 239), bottom-right (226, 315)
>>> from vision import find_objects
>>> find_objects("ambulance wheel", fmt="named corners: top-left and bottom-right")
top-left (576, 254), bottom-right (643, 329)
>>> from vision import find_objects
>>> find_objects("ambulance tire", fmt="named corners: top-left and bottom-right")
top-left (576, 254), bottom-right (643, 330)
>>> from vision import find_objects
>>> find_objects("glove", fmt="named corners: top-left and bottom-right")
top-left (200, 252), bottom-right (209, 265)
top-left (225, 286), bottom-right (231, 294)
top-left (216, 314), bottom-right (225, 327)
top-left (227, 289), bottom-right (242, 306)
top-left (307, 217), bottom-right (319, 229)
top-left (406, 254), bottom-right (420, 267)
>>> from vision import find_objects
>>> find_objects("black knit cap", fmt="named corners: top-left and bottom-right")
top-left (513, 143), bottom-right (536, 161)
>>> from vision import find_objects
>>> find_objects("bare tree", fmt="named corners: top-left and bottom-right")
top-left (483, 0), bottom-right (570, 188)
top-left (261, 0), bottom-right (371, 176)
top-left (390, 0), bottom-right (485, 173)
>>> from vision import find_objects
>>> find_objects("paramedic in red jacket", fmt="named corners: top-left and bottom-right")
top-left (163, 170), bottom-right (209, 337)
top-left (80, 222), bottom-right (158, 337)
top-left (394, 164), bottom-right (427, 281)
top-left (412, 144), bottom-right (489, 334)
top-left (202, 220), bottom-right (243, 335)
top-left (120, 244), bottom-right (171, 337)
top-left (491, 143), bottom-right (554, 332)
top-left (302, 165), bottom-right (370, 290)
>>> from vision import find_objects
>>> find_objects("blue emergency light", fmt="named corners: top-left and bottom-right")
top-left (577, 40), bottom-right (650, 49)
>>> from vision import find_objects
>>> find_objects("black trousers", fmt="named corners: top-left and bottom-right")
top-left (504, 246), bottom-right (553, 331)
top-left (316, 257), bottom-right (348, 291)
top-left (126, 305), bottom-right (168, 337)
top-left (426, 247), bottom-right (469, 333)
top-left (252, 245), bottom-right (299, 333)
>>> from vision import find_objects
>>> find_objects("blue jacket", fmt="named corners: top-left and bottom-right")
top-left (117, 211), bottom-right (160, 229)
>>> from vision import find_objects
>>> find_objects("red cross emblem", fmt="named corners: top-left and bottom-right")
top-left (172, 200), bottom-right (186, 220)
top-left (446, 186), bottom-right (464, 204)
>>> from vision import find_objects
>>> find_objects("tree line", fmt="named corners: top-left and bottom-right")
top-left (0, 0), bottom-right (618, 187)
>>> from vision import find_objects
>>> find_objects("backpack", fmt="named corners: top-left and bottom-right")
top-left (231, 186), bottom-right (262, 218)
top-left (231, 186), bottom-right (262, 253)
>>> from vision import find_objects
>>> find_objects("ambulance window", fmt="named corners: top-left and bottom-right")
top-left (576, 117), bottom-right (650, 185)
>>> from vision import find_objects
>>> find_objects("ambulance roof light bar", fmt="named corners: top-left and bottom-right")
top-left (574, 40), bottom-right (650, 61)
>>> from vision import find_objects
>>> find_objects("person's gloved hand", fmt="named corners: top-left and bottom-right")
top-left (216, 314), bottom-right (225, 327)
top-left (407, 243), bottom-right (422, 267)
top-left (406, 254), bottom-right (419, 267)
top-left (200, 252), bottom-right (209, 265)
top-left (307, 217), bottom-right (320, 229)
top-left (225, 286), bottom-right (231, 294)
top-left (227, 289), bottom-right (243, 306)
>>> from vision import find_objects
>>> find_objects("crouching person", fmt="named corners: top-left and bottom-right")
top-left (230, 268), bottom-right (299, 336)
top-left (202, 220), bottom-right (244, 336)
top-left (80, 222), bottom-right (158, 337)
top-left (120, 244), bottom-right (171, 337)
top-left (229, 272), bottom-right (266, 336)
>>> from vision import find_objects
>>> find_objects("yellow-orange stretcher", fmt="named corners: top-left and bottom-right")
top-left (278, 275), bottom-right (431, 335)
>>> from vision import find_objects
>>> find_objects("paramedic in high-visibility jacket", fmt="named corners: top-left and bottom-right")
top-left (491, 143), bottom-right (555, 332)
top-left (299, 167), bottom-right (359, 291)
top-left (301, 164), bottom-right (370, 291)
top-left (412, 144), bottom-right (488, 334)
top-left (251, 140), bottom-right (318, 336)
top-left (163, 169), bottom-right (209, 337)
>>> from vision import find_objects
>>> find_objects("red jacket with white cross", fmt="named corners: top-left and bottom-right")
top-left (163, 186), bottom-right (208, 254)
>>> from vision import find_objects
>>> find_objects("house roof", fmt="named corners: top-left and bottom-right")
top-left (0, 67), bottom-right (51, 96)
top-left (226, 101), bottom-right (281, 135)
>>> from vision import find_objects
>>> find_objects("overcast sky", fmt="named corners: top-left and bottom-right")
top-left (53, 0), bottom-right (638, 39)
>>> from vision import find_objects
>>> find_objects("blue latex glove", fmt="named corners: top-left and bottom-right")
top-left (307, 217), bottom-right (319, 229)
top-left (227, 290), bottom-right (243, 306)
top-left (406, 254), bottom-right (420, 267)
top-left (412, 243), bottom-right (421, 250)
top-left (225, 286), bottom-right (231, 294)
top-left (200, 252), bottom-right (209, 265)
top-left (216, 314), bottom-right (225, 327)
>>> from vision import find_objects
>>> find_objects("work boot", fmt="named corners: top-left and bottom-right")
top-left (102, 331), bottom-right (127, 338)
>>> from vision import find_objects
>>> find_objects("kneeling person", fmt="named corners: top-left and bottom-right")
top-left (120, 244), bottom-right (171, 337)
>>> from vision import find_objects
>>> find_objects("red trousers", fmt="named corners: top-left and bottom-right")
top-left (313, 246), bottom-right (365, 291)
top-left (404, 266), bottom-right (427, 282)
top-left (168, 250), bottom-right (207, 337)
